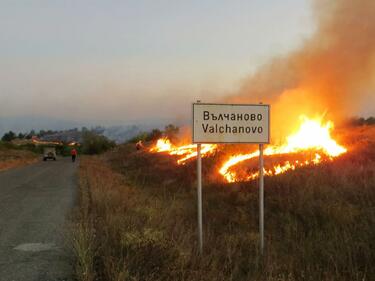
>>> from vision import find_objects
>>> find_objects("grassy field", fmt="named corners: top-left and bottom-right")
top-left (0, 143), bottom-right (38, 171)
top-left (73, 126), bottom-right (375, 281)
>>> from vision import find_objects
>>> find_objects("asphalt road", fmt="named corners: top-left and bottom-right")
top-left (0, 157), bottom-right (77, 281)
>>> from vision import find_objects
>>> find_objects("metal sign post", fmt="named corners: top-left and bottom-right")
top-left (196, 100), bottom-right (203, 255)
top-left (259, 143), bottom-right (264, 255)
top-left (192, 102), bottom-right (270, 256)
top-left (197, 143), bottom-right (203, 254)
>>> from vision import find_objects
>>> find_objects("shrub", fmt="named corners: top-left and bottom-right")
top-left (81, 131), bottom-right (115, 155)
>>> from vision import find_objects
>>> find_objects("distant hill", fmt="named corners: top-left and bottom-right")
top-left (0, 115), bottom-right (186, 143)
top-left (0, 116), bottom-right (89, 136)
top-left (38, 125), bottom-right (165, 144)
top-left (40, 129), bottom-right (84, 143)
top-left (102, 124), bottom-right (164, 143)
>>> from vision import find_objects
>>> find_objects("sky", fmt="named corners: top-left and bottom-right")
top-left (0, 0), bottom-right (314, 126)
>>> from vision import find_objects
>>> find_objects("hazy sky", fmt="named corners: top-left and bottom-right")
top-left (0, 0), bottom-right (314, 125)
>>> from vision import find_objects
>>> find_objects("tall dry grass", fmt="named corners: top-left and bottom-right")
top-left (74, 126), bottom-right (375, 281)
top-left (0, 147), bottom-right (38, 171)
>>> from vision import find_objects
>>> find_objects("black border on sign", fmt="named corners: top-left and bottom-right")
top-left (192, 103), bottom-right (271, 144)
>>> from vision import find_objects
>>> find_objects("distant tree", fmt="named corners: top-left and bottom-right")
top-left (346, 116), bottom-right (375, 127)
top-left (38, 130), bottom-right (46, 137)
top-left (357, 117), bottom-right (366, 126)
top-left (81, 131), bottom-right (115, 155)
top-left (164, 124), bottom-right (179, 141)
top-left (18, 133), bottom-right (26, 139)
top-left (146, 129), bottom-right (163, 141)
top-left (128, 132), bottom-right (148, 143)
top-left (366, 117), bottom-right (375, 125)
top-left (25, 129), bottom-right (36, 139)
top-left (37, 129), bottom-right (56, 138)
top-left (1, 131), bottom-right (16, 142)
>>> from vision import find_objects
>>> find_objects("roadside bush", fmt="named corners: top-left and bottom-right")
top-left (81, 131), bottom-right (115, 155)
top-left (20, 143), bottom-right (43, 154)
top-left (0, 141), bottom-right (43, 154)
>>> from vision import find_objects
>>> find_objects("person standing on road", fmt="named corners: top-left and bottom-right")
top-left (71, 148), bottom-right (78, 162)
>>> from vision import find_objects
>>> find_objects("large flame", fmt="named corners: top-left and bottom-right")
top-left (150, 138), bottom-right (217, 164)
top-left (150, 116), bottom-right (347, 183)
top-left (219, 116), bottom-right (347, 182)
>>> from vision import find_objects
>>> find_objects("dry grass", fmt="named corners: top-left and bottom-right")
top-left (0, 148), bottom-right (38, 171)
top-left (74, 126), bottom-right (375, 281)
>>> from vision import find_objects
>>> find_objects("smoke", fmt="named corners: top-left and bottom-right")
top-left (228, 0), bottom-right (375, 139)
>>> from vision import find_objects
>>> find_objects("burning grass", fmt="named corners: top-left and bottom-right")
top-left (149, 116), bottom-right (347, 183)
top-left (73, 125), bottom-right (375, 281)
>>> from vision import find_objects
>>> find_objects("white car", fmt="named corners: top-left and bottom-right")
top-left (43, 147), bottom-right (57, 161)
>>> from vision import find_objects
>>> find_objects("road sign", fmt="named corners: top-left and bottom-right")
top-left (193, 102), bottom-right (270, 255)
top-left (193, 103), bottom-right (270, 144)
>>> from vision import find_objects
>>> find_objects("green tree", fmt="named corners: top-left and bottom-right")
top-left (81, 131), bottom-right (115, 155)
top-left (38, 130), bottom-right (46, 137)
top-left (26, 130), bottom-right (36, 139)
top-left (18, 133), bottom-right (25, 139)
top-left (1, 131), bottom-right (16, 142)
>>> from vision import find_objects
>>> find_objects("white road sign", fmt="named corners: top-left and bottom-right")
top-left (193, 103), bottom-right (270, 144)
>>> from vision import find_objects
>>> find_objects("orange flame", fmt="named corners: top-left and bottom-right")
top-left (150, 138), bottom-right (217, 164)
top-left (149, 116), bottom-right (347, 183)
top-left (219, 116), bottom-right (347, 182)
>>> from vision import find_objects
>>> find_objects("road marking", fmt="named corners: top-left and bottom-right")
top-left (14, 243), bottom-right (56, 252)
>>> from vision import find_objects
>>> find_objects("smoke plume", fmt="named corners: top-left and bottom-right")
top-left (228, 0), bottom-right (375, 139)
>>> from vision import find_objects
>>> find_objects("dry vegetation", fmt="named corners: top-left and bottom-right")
top-left (0, 146), bottom-right (38, 171)
top-left (74, 126), bottom-right (375, 281)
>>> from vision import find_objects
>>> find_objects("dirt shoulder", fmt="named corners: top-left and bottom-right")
top-left (0, 149), bottom-right (38, 172)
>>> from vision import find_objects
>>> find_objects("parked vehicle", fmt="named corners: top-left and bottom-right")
top-left (43, 147), bottom-right (57, 161)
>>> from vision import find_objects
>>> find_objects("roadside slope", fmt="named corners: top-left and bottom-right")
top-left (0, 147), bottom-right (38, 171)
top-left (74, 126), bottom-right (375, 281)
